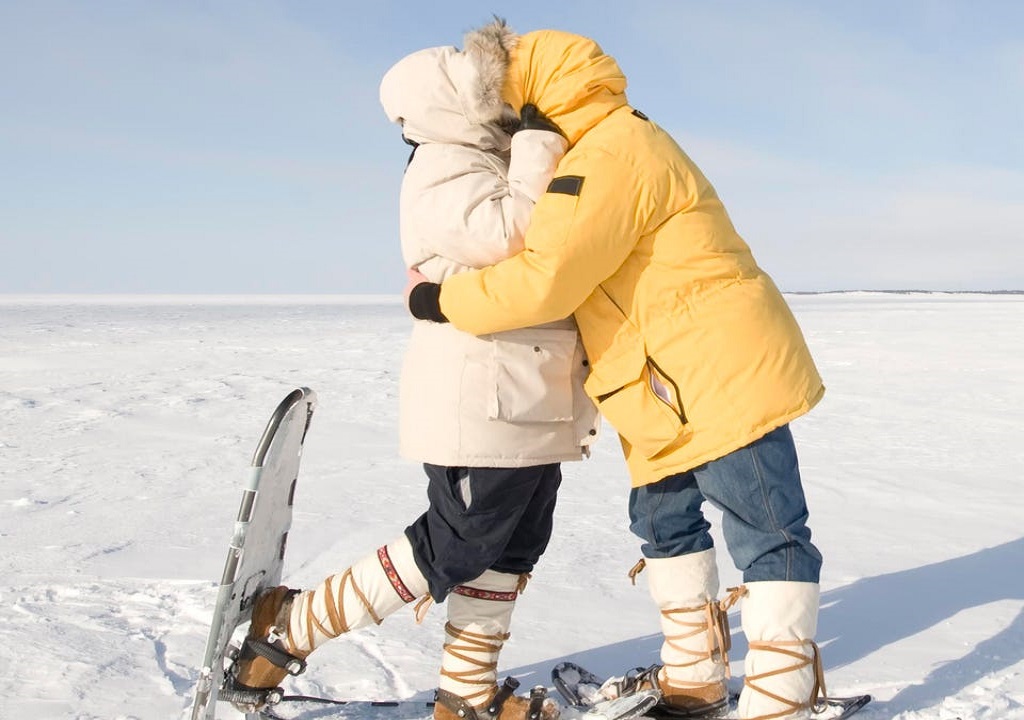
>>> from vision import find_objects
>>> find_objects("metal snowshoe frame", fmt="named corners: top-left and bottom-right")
top-left (190, 387), bottom-right (317, 720)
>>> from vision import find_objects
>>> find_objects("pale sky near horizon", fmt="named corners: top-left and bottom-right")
top-left (2, 1), bottom-right (1022, 294)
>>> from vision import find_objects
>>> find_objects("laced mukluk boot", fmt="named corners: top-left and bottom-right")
top-left (737, 582), bottom-right (826, 720)
top-left (433, 570), bottom-right (559, 720)
top-left (229, 534), bottom-right (429, 710)
top-left (606, 549), bottom-right (732, 718)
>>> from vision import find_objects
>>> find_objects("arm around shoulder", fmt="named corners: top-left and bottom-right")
top-left (508, 130), bottom-right (568, 202)
top-left (439, 149), bottom-right (648, 335)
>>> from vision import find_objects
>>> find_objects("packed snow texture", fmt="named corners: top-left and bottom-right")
top-left (1, 293), bottom-right (1021, 720)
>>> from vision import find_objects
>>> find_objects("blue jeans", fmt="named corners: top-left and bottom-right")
top-left (628, 425), bottom-right (822, 582)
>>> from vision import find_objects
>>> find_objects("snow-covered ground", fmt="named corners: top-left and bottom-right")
top-left (1, 293), bottom-right (1021, 720)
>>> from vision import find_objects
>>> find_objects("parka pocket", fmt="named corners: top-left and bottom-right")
top-left (488, 327), bottom-right (578, 423)
top-left (586, 350), bottom-right (691, 459)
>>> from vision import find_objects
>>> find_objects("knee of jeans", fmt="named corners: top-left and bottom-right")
top-left (739, 540), bottom-right (822, 583)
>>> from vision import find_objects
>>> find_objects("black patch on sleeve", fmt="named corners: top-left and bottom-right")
top-left (547, 175), bottom-right (584, 196)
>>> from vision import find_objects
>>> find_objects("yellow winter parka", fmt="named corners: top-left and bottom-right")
top-left (439, 29), bottom-right (824, 487)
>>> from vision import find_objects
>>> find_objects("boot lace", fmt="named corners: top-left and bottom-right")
top-left (656, 586), bottom-right (746, 688)
top-left (296, 567), bottom-right (379, 650)
top-left (441, 622), bottom-right (511, 706)
top-left (744, 638), bottom-right (827, 720)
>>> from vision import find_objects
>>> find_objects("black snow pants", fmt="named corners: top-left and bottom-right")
top-left (405, 462), bottom-right (562, 602)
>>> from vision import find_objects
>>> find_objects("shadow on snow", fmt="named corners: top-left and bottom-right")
top-left (506, 537), bottom-right (1024, 716)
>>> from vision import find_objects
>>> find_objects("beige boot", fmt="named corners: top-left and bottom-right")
top-left (640, 550), bottom-right (730, 717)
top-left (738, 582), bottom-right (824, 720)
top-left (433, 570), bottom-right (558, 720)
top-left (232, 534), bottom-right (428, 697)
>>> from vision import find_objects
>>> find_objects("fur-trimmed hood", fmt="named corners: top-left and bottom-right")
top-left (379, 21), bottom-right (518, 149)
top-left (464, 19), bottom-right (628, 147)
top-left (460, 17), bottom-right (518, 124)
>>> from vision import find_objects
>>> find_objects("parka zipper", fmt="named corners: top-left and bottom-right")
top-left (646, 356), bottom-right (687, 424)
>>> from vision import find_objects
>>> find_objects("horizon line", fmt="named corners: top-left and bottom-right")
top-left (1, 289), bottom-right (1022, 305)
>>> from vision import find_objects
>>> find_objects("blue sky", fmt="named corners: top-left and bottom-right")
top-left (2, 1), bottom-right (1022, 293)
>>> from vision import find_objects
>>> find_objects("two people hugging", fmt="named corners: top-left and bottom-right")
top-left (233, 18), bottom-right (829, 720)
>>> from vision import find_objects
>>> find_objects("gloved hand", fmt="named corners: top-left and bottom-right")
top-left (403, 267), bottom-right (429, 306)
top-left (404, 267), bottom-right (448, 323)
top-left (518, 104), bottom-right (564, 137)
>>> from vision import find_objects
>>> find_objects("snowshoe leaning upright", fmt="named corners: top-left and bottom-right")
top-left (190, 387), bottom-right (316, 720)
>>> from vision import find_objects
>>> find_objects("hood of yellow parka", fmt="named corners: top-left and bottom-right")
top-left (502, 30), bottom-right (629, 147)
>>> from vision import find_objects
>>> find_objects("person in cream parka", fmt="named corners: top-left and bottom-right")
top-left (227, 29), bottom-right (597, 720)
top-left (384, 45), bottom-right (598, 470)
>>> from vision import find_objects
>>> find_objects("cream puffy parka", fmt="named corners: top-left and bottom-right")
top-left (380, 45), bottom-right (599, 467)
top-left (438, 30), bottom-right (825, 487)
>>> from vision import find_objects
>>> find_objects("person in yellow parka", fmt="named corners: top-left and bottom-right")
top-left (406, 18), bottom-right (833, 720)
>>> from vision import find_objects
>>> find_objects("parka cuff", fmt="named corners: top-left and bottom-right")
top-left (408, 282), bottom-right (449, 323)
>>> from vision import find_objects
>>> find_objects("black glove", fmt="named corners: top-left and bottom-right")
top-left (518, 104), bottom-right (564, 137)
top-left (408, 282), bottom-right (449, 323)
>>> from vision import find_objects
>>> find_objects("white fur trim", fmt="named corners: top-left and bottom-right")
top-left (461, 17), bottom-right (518, 125)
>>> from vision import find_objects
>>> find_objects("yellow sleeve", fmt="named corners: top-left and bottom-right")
top-left (439, 151), bottom-right (647, 335)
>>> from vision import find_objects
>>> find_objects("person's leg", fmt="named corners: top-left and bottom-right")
top-left (693, 425), bottom-right (823, 720)
top-left (491, 462), bottom-right (562, 575)
top-left (694, 424), bottom-right (821, 584)
top-left (234, 461), bottom-right (547, 699)
top-left (232, 532), bottom-right (429, 695)
top-left (626, 472), bottom-right (729, 715)
top-left (407, 463), bottom-right (560, 599)
top-left (628, 470), bottom-right (712, 559)
top-left (737, 581), bottom-right (821, 720)
top-left (430, 464), bottom-right (562, 720)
